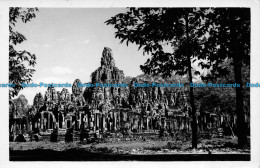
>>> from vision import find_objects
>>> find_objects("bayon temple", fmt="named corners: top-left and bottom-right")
top-left (10, 47), bottom-right (246, 140)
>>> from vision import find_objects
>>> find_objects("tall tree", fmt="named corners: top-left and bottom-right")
top-left (9, 7), bottom-right (38, 98)
top-left (201, 8), bottom-right (250, 148)
top-left (106, 8), bottom-right (208, 148)
top-left (13, 94), bottom-right (29, 117)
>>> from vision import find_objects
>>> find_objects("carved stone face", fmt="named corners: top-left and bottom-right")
top-left (98, 94), bottom-right (104, 101)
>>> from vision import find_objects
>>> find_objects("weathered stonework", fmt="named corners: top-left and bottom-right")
top-left (15, 47), bottom-right (228, 137)
top-left (84, 47), bottom-right (127, 114)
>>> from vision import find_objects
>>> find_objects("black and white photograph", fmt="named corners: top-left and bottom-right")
top-left (1, 0), bottom-right (260, 167)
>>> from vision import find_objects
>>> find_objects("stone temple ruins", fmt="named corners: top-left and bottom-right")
top-left (9, 47), bottom-right (248, 140)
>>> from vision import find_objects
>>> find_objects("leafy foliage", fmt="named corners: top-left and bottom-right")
top-left (13, 94), bottom-right (29, 117)
top-left (106, 8), bottom-right (212, 148)
top-left (200, 8), bottom-right (250, 148)
top-left (200, 8), bottom-right (250, 80)
top-left (106, 7), bottom-right (250, 148)
top-left (9, 7), bottom-right (39, 98)
top-left (196, 61), bottom-right (250, 114)
top-left (106, 8), bottom-right (209, 78)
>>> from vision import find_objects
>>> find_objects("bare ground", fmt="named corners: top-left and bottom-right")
top-left (10, 136), bottom-right (250, 155)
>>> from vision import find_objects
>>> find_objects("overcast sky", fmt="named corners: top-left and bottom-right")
top-left (14, 8), bottom-right (151, 104)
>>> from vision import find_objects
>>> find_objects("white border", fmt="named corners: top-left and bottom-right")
top-left (0, 0), bottom-right (259, 168)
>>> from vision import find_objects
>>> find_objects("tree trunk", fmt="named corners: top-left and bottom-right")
top-left (185, 14), bottom-right (197, 148)
top-left (233, 56), bottom-right (247, 148)
top-left (230, 13), bottom-right (248, 148)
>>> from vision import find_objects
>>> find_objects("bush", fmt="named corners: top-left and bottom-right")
top-left (15, 134), bottom-right (26, 142)
top-left (9, 134), bottom-right (14, 142)
top-left (50, 132), bottom-right (58, 142)
top-left (65, 129), bottom-right (73, 142)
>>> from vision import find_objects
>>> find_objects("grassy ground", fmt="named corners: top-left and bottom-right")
top-left (10, 136), bottom-right (250, 155)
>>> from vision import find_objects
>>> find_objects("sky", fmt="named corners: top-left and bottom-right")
top-left (14, 8), bottom-right (151, 104)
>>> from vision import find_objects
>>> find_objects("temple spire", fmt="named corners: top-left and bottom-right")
top-left (101, 47), bottom-right (115, 68)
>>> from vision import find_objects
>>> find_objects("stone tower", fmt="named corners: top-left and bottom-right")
top-left (84, 47), bottom-right (127, 112)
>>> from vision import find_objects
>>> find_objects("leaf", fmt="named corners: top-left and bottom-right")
top-left (194, 71), bottom-right (200, 76)
top-left (9, 7), bottom-right (38, 98)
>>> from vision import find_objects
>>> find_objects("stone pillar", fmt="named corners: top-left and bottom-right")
top-left (62, 115), bottom-right (65, 129)
top-left (99, 113), bottom-right (101, 130)
top-left (114, 113), bottom-right (116, 131)
top-left (30, 122), bottom-right (32, 131)
top-left (41, 113), bottom-right (44, 129)
top-left (132, 118), bottom-right (135, 131)
top-left (83, 115), bottom-right (86, 129)
top-left (64, 116), bottom-right (67, 129)
top-left (93, 113), bottom-right (96, 131)
top-left (79, 113), bottom-right (82, 129)
top-left (48, 113), bottom-right (50, 129)
top-left (74, 112), bottom-right (77, 130)
top-left (106, 117), bottom-right (109, 132)
top-left (70, 116), bottom-right (72, 128)
top-left (102, 115), bottom-right (104, 131)
top-left (141, 117), bottom-right (143, 130)
top-left (96, 113), bottom-right (99, 130)
top-left (85, 114), bottom-right (88, 129)
top-left (38, 118), bottom-right (40, 129)
top-left (87, 113), bottom-right (91, 129)
top-left (147, 118), bottom-right (149, 130)
top-left (119, 111), bottom-right (122, 129)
